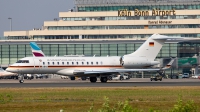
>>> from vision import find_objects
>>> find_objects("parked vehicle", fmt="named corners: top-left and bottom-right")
top-left (123, 74), bottom-right (131, 80)
top-left (109, 74), bottom-right (130, 80)
top-left (81, 77), bottom-right (89, 80)
top-left (61, 76), bottom-right (68, 79)
top-left (24, 74), bottom-right (34, 80)
top-left (150, 74), bottom-right (162, 81)
top-left (36, 74), bottom-right (48, 79)
top-left (191, 75), bottom-right (199, 79)
top-left (182, 73), bottom-right (189, 78)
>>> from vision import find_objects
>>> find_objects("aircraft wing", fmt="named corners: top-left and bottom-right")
top-left (57, 59), bottom-right (174, 76)
top-left (79, 58), bottom-right (176, 75)
top-left (74, 68), bottom-right (162, 75)
top-left (57, 68), bottom-right (163, 76)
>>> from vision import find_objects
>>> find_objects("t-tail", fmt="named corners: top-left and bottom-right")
top-left (126, 34), bottom-right (183, 61)
top-left (30, 42), bottom-right (45, 57)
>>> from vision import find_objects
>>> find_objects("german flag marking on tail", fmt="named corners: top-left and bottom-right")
top-left (149, 42), bottom-right (154, 47)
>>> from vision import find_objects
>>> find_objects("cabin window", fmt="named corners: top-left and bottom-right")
top-left (82, 62), bottom-right (84, 65)
top-left (48, 62), bottom-right (50, 65)
top-left (72, 62), bottom-right (74, 65)
top-left (96, 62), bottom-right (98, 65)
top-left (57, 62), bottom-right (59, 65)
top-left (91, 62), bottom-right (93, 65)
top-left (52, 62), bottom-right (54, 65)
top-left (62, 62), bottom-right (64, 65)
top-left (43, 62), bottom-right (45, 65)
top-left (87, 62), bottom-right (89, 65)
top-left (76, 62), bottom-right (78, 65)
top-left (101, 61), bottom-right (103, 65)
top-left (67, 62), bottom-right (69, 65)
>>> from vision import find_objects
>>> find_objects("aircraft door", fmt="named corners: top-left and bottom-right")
top-left (33, 58), bottom-right (42, 72)
top-left (119, 56), bottom-right (124, 66)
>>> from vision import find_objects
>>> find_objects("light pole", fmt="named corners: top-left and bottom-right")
top-left (8, 17), bottom-right (12, 31)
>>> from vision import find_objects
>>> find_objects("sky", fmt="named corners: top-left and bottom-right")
top-left (0, 0), bottom-right (74, 37)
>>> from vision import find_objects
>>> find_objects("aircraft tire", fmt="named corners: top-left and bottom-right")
top-left (19, 80), bottom-right (24, 83)
top-left (70, 76), bottom-right (75, 80)
top-left (90, 77), bottom-right (97, 83)
top-left (100, 77), bottom-right (107, 83)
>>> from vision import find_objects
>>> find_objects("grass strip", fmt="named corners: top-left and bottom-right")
top-left (0, 87), bottom-right (199, 112)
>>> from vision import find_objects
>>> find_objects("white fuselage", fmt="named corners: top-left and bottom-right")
top-left (6, 56), bottom-right (159, 76)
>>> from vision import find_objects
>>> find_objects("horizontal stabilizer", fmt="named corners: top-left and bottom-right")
top-left (162, 58), bottom-right (175, 70)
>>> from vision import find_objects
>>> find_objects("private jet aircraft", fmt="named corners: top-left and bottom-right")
top-left (0, 68), bottom-right (17, 79)
top-left (6, 34), bottom-right (183, 83)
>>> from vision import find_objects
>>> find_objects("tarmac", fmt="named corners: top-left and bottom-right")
top-left (0, 78), bottom-right (200, 88)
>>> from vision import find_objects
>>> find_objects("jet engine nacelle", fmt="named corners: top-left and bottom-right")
top-left (56, 69), bottom-right (75, 76)
top-left (56, 69), bottom-right (85, 76)
top-left (122, 56), bottom-right (159, 68)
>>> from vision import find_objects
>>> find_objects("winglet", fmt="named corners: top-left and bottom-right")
top-left (30, 42), bottom-right (45, 57)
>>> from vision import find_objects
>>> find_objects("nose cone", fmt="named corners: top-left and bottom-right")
top-left (6, 67), bottom-right (17, 73)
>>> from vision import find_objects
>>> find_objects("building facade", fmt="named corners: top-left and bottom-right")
top-left (2, 0), bottom-right (200, 76)
top-left (3, 0), bottom-right (200, 40)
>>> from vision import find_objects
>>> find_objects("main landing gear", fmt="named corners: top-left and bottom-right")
top-left (90, 77), bottom-right (97, 83)
top-left (100, 77), bottom-right (107, 83)
top-left (89, 77), bottom-right (108, 83)
top-left (18, 74), bottom-right (24, 83)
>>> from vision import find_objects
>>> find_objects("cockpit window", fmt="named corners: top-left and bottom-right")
top-left (16, 60), bottom-right (29, 63)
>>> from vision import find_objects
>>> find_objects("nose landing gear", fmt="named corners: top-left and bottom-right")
top-left (18, 74), bottom-right (24, 83)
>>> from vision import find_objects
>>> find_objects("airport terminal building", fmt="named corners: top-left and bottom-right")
top-left (1, 0), bottom-right (200, 76)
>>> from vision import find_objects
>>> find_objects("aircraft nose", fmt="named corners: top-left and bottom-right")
top-left (6, 67), bottom-right (16, 73)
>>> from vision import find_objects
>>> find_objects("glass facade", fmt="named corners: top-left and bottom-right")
top-left (62, 15), bottom-right (200, 21)
top-left (48, 24), bottom-right (200, 30)
top-left (7, 34), bottom-right (200, 40)
top-left (0, 37), bottom-right (7, 40)
top-left (78, 5), bottom-right (200, 12)
top-left (178, 42), bottom-right (200, 57)
top-left (0, 43), bottom-right (179, 65)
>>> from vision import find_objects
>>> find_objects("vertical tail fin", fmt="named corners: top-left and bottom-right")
top-left (30, 42), bottom-right (45, 57)
top-left (127, 34), bottom-right (182, 61)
